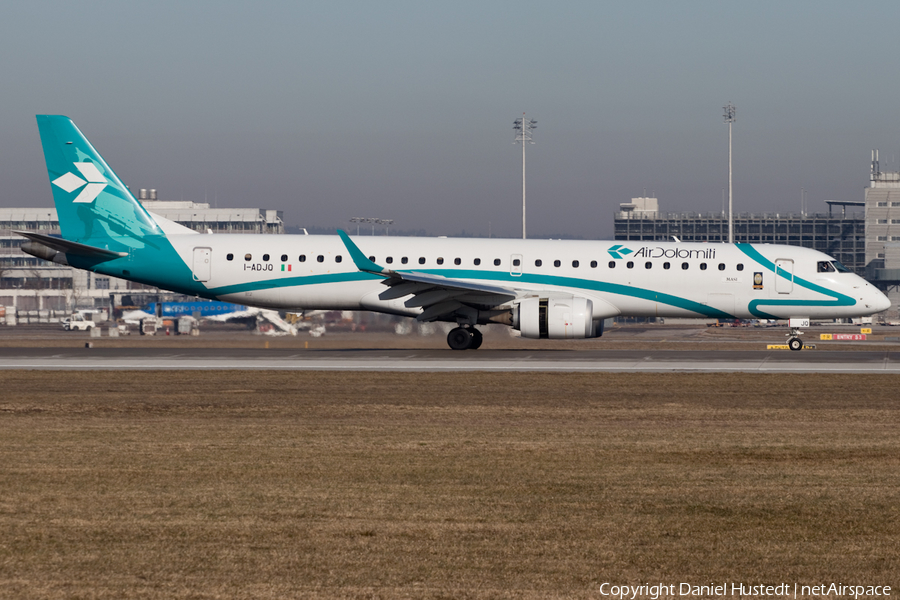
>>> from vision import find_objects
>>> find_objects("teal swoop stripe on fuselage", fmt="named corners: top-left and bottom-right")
top-left (735, 244), bottom-right (856, 318)
top-left (204, 266), bottom-right (737, 319)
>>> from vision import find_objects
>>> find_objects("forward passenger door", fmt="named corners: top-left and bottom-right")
top-left (775, 259), bottom-right (793, 294)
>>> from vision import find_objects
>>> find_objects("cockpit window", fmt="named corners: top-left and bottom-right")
top-left (817, 261), bottom-right (836, 273)
top-left (831, 260), bottom-right (851, 273)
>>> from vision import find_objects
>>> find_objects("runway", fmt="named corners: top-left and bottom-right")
top-left (1, 347), bottom-right (899, 372)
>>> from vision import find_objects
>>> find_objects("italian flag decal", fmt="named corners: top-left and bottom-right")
top-left (281, 264), bottom-right (291, 272)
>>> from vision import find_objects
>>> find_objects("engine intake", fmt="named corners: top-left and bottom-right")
top-left (514, 296), bottom-right (601, 339)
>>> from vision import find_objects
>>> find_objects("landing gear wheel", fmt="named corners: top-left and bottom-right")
top-left (447, 327), bottom-right (473, 350)
top-left (469, 328), bottom-right (483, 350)
top-left (788, 337), bottom-right (803, 351)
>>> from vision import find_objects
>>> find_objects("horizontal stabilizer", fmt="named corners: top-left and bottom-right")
top-left (14, 230), bottom-right (127, 259)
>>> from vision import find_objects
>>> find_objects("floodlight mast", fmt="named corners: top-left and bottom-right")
top-left (723, 102), bottom-right (736, 244)
top-left (350, 217), bottom-right (393, 235)
top-left (513, 113), bottom-right (537, 239)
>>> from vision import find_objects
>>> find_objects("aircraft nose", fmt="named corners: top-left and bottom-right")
top-left (873, 288), bottom-right (892, 313)
top-left (862, 285), bottom-right (892, 313)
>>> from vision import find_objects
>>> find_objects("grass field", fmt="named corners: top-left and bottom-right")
top-left (1, 371), bottom-right (898, 599)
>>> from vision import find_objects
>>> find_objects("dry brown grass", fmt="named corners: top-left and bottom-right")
top-left (1, 372), bottom-right (898, 599)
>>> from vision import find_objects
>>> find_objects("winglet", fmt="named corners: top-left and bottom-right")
top-left (337, 229), bottom-right (386, 274)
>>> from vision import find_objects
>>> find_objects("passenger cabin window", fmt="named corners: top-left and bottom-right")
top-left (494, 258), bottom-right (501, 266)
top-left (369, 256), bottom-right (375, 262)
top-left (454, 258), bottom-right (461, 265)
top-left (663, 262), bottom-right (670, 270)
top-left (626, 261), bottom-right (634, 269)
top-left (385, 257), bottom-right (393, 264)
top-left (263, 254), bottom-right (270, 261)
top-left (718, 263), bottom-right (725, 271)
top-left (535, 259), bottom-right (542, 267)
top-left (318, 255), bottom-right (325, 263)
top-left (700, 263), bottom-right (707, 270)
top-left (335, 255), bottom-right (342, 263)
top-left (419, 257), bottom-right (426, 264)
top-left (474, 258), bottom-right (481, 265)
top-left (299, 255), bottom-right (306, 262)
top-left (572, 260), bottom-right (579, 268)
top-left (645, 262), bottom-right (652, 269)
top-left (736, 264), bottom-right (744, 271)
top-left (590, 261), bottom-right (597, 268)
top-left (280, 254), bottom-right (287, 262)
top-left (437, 257), bottom-right (444, 265)
top-left (681, 262), bottom-right (689, 270)
top-left (554, 260), bottom-right (561, 267)
top-left (513, 258), bottom-right (521, 266)
top-left (609, 261), bottom-right (616, 268)
top-left (817, 261), bottom-right (835, 273)
top-left (245, 254), bottom-right (252, 261)
top-left (227, 253), bottom-right (234, 261)
top-left (401, 257), bottom-right (408, 264)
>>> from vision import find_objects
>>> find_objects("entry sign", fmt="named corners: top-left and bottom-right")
top-left (821, 333), bottom-right (867, 341)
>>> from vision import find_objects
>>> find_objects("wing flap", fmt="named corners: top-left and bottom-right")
top-left (337, 229), bottom-right (517, 319)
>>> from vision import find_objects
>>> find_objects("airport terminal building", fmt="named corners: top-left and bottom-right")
top-left (613, 153), bottom-right (900, 318)
top-left (0, 195), bottom-right (283, 317)
top-left (614, 197), bottom-right (866, 274)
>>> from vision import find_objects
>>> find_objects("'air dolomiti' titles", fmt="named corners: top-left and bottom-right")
top-left (633, 247), bottom-right (716, 260)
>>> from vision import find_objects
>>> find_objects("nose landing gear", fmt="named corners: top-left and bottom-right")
top-left (785, 317), bottom-right (809, 351)
top-left (447, 326), bottom-right (483, 350)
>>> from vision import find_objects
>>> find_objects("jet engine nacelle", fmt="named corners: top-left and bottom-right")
top-left (514, 296), bottom-right (601, 339)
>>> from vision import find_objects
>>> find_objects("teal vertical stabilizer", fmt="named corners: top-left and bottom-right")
top-left (36, 115), bottom-right (163, 251)
top-left (34, 116), bottom-right (206, 296)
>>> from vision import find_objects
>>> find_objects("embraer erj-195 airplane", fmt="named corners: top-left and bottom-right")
top-left (18, 116), bottom-right (891, 350)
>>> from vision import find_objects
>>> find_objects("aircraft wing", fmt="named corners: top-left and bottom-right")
top-left (338, 230), bottom-right (518, 322)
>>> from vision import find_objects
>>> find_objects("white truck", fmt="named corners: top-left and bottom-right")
top-left (62, 312), bottom-right (98, 331)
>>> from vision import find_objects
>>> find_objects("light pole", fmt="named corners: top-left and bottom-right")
top-left (513, 114), bottom-right (537, 239)
top-left (351, 217), bottom-right (394, 235)
top-left (723, 102), bottom-right (736, 244)
top-left (377, 219), bottom-right (394, 235)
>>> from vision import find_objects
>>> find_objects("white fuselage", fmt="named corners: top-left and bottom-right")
top-left (165, 234), bottom-right (889, 321)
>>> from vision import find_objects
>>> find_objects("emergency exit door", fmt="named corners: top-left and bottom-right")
top-left (510, 254), bottom-right (523, 276)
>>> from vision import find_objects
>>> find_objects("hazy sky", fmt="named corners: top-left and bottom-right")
top-left (2, 1), bottom-right (899, 238)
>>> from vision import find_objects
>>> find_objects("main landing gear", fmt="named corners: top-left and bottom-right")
top-left (447, 326), bottom-right (483, 350)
